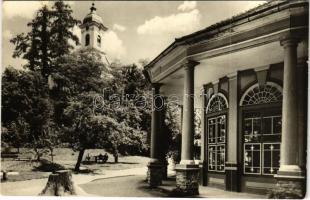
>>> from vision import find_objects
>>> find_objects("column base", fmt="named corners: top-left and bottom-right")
top-left (174, 163), bottom-right (199, 196)
top-left (147, 161), bottom-right (163, 188)
top-left (161, 160), bottom-right (168, 180)
top-left (271, 167), bottom-right (306, 199)
top-left (225, 162), bottom-right (240, 192)
top-left (199, 161), bottom-right (208, 186)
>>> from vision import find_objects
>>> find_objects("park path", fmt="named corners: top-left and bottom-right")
top-left (1, 165), bottom-right (264, 198)
top-left (0, 166), bottom-right (149, 196)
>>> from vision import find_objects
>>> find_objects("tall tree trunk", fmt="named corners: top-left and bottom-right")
top-left (74, 149), bottom-right (85, 172)
top-left (50, 148), bottom-right (54, 162)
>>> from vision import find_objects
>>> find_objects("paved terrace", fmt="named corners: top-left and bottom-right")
top-left (1, 166), bottom-right (266, 198)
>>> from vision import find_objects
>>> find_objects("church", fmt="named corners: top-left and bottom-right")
top-left (144, 0), bottom-right (308, 196)
top-left (79, 3), bottom-right (110, 65)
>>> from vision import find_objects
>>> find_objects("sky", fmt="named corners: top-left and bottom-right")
top-left (2, 1), bottom-right (266, 70)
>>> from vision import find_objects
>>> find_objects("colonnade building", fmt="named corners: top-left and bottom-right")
top-left (144, 0), bottom-right (308, 196)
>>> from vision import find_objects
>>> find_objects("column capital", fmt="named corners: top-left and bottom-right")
top-left (280, 36), bottom-right (300, 48)
top-left (151, 83), bottom-right (163, 91)
top-left (182, 59), bottom-right (200, 70)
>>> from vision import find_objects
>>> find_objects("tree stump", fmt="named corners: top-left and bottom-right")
top-left (40, 170), bottom-right (76, 196)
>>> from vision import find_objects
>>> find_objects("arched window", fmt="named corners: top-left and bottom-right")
top-left (240, 82), bottom-right (283, 176)
top-left (85, 34), bottom-right (90, 46)
top-left (240, 82), bottom-right (282, 106)
top-left (206, 93), bottom-right (228, 114)
top-left (206, 93), bottom-right (228, 172)
top-left (97, 35), bottom-right (101, 47)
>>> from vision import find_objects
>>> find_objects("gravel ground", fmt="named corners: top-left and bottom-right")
top-left (80, 175), bottom-right (167, 197)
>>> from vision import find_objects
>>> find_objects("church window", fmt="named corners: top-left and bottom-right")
top-left (97, 35), bottom-right (101, 47)
top-left (85, 34), bottom-right (90, 46)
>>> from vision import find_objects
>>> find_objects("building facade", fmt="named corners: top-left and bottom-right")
top-left (144, 0), bottom-right (308, 196)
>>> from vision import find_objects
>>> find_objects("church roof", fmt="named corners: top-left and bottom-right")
top-left (80, 3), bottom-right (108, 31)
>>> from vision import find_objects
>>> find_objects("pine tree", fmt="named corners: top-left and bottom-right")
top-left (50, 0), bottom-right (80, 58)
top-left (10, 1), bottom-right (80, 80)
top-left (11, 5), bottom-right (52, 79)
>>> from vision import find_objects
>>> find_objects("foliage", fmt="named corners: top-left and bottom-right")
top-left (105, 64), bottom-right (151, 156)
top-left (164, 102), bottom-right (182, 163)
top-left (2, 67), bottom-right (53, 142)
top-left (10, 0), bottom-right (79, 79)
top-left (50, 0), bottom-right (80, 57)
top-left (50, 47), bottom-right (108, 126)
top-left (34, 159), bottom-right (66, 172)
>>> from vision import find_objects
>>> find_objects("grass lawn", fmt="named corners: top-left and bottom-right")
top-left (1, 148), bottom-right (150, 182)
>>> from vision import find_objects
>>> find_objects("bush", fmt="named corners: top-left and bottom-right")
top-left (34, 159), bottom-right (66, 172)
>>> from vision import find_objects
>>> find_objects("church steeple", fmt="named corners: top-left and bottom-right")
top-left (90, 3), bottom-right (97, 13)
top-left (79, 3), bottom-right (108, 51)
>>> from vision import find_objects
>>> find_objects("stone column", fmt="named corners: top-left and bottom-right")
top-left (160, 96), bottom-right (168, 180)
top-left (147, 83), bottom-right (164, 187)
top-left (225, 72), bottom-right (240, 192)
top-left (275, 38), bottom-right (305, 197)
top-left (199, 85), bottom-right (207, 186)
top-left (175, 60), bottom-right (200, 196)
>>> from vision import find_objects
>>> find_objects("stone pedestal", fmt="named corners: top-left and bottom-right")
top-left (161, 160), bottom-right (168, 180)
top-left (147, 161), bottom-right (163, 188)
top-left (225, 162), bottom-right (240, 192)
top-left (272, 175), bottom-right (305, 198)
top-left (199, 161), bottom-right (207, 186)
top-left (175, 164), bottom-right (200, 196)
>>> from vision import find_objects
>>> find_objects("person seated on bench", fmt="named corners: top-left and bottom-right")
top-left (102, 153), bottom-right (108, 163)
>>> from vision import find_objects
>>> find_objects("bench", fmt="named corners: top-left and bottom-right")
top-left (95, 154), bottom-right (108, 163)
top-left (1, 153), bottom-right (18, 159)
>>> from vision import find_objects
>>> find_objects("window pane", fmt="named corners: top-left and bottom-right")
top-left (208, 146), bottom-right (216, 171)
top-left (263, 117), bottom-right (272, 135)
top-left (208, 119), bottom-right (216, 144)
top-left (263, 143), bottom-right (280, 175)
top-left (216, 145), bottom-right (225, 171)
top-left (253, 118), bottom-right (261, 136)
top-left (218, 115), bottom-right (226, 143)
top-left (244, 144), bottom-right (261, 174)
top-left (244, 118), bottom-right (252, 143)
top-left (273, 116), bottom-right (282, 134)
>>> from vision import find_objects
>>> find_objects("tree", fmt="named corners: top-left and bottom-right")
top-left (50, 0), bottom-right (80, 58)
top-left (10, 0), bottom-right (79, 80)
top-left (51, 48), bottom-right (109, 171)
top-left (5, 115), bottom-right (30, 153)
top-left (11, 6), bottom-right (52, 78)
top-left (164, 102), bottom-right (182, 164)
top-left (2, 67), bottom-right (53, 160)
top-left (64, 92), bottom-right (107, 171)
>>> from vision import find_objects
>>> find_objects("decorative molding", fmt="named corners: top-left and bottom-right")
top-left (227, 72), bottom-right (238, 80)
top-left (254, 65), bottom-right (270, 72)
top-left (255, 68), bottom-right (269, 86)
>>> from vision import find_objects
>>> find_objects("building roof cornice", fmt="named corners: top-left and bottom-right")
top-left (145, 0), bottom-right (308, 71)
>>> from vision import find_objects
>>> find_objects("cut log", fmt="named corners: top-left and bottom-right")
top-left (40, 170), bottom-right (76, 196)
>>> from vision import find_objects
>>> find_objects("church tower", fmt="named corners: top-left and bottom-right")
top-left (79, 3), bottom-right (108, 52)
